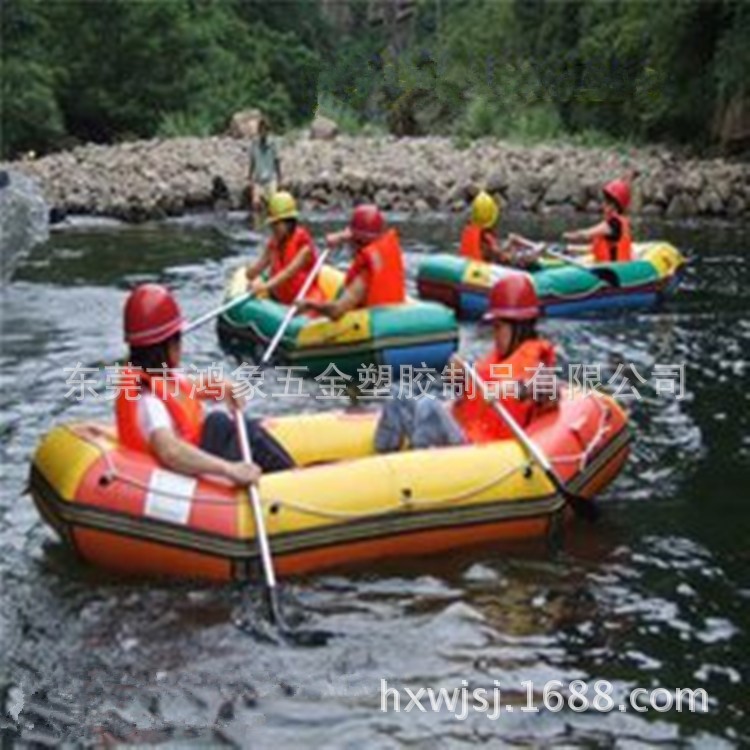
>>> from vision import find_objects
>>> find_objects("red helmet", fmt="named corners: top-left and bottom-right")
top-left (603, 179), bottom-right (631, 212)
top-left (482, 273), bottom-right (540, 323)
top-left (349, 204), bottom-right (385, 243)
top-left (124, 284), bottom-right (184, 347)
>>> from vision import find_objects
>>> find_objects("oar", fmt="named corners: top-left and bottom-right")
top-left (184, 289), bottom-right (255, 334)
top-left (89, 290), bottom-right (258, 371)
top-left (234, 408), bottom-right (332, 646)
top-left (260, 248), bottom-right (331, 365)
top-left (459, 358), bottom-right (599, 522)
top-left (540, 244), bottom-right (621, 288)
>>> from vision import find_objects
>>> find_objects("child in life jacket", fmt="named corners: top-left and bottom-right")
top-left (460, 191), bottom-right (540, 268)
top-left (297, 204), bottom-right (406, 321)
top-left (375, 273), bottom-right (557, 451)
top-left (245, 190), bottom-right (325, 305)
top-left (116, 284), bottom-right (292, 484)
top-left (562, 179), bottom-right (633, 263)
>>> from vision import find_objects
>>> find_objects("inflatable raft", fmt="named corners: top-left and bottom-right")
top-left (218, 266), bottom-right (458, 378)
top-left (29, 391), bottom-right (629, 581)
top-left (417, 242), bottom-right (685, 319)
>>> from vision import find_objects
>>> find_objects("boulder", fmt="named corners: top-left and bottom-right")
top-left (544, 175), bottom-right (576, 205)
top-left (226, 109), bottom-right (266, 139)
top-left (665, 192), bottom-right (697, 218)
top-left (309, 115), bottom-right (339, 141)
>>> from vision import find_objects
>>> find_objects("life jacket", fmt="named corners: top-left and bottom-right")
top-left (344, 229), bottom-right (406, 307)
top-left (459, 224), bottom-right (498, 261)
top-left (116, 368), bottom-right (204, 455)
top-left (268, 225), bottom-right (325, 305)
top-left (591, 211), bottom-right (632, 263)
top-left (452, 339), bottom-right (556, 444)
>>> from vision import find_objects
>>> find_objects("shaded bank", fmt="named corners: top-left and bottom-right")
top-left (4, 135), bottom-right (749, 223)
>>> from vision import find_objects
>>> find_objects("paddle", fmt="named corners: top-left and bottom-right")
top-left (234, 408), bottom-right (332, 646)
top-left (184, 289), bottom-right (256, 334)
top-left (87, 290), bottom-right (257, 371)
top-left (459, 358), bottom-right (599, 522)
top-left (260, 247), bottom-right (331, 365)
top-left (540, 244), bottom-right (621, 288)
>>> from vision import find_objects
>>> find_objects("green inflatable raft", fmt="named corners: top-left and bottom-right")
top-left (218, 266), bottom-right (459, 378)
top-left (417, 242), bottom-right (686, 319)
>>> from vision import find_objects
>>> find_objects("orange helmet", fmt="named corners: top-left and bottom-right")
top-left (124, 284), bottom-right (183, 347)
top-left (603, 179), bottom-right (631, 212)
top-left (482, 273), bottom-right (540, 323)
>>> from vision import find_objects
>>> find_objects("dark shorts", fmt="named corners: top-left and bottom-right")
top-left (199, 411), bottom-right (293, 472)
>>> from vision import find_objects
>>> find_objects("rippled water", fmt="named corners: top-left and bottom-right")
top-left (1, 211), bottom-right (748, 746)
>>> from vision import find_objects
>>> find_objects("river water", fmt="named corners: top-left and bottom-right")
top-left (1, 211), bottom-right (748, 747)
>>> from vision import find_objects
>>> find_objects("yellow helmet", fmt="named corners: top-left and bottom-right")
top-left (267, 191), bottom-right (298, 224)
top-left (471, 190), bottom-right (500, 229)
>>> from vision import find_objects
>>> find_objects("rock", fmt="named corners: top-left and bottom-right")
top-left (696, 187), bottom-right (725, 216)
top-left (665, 192), bottom-right (697, 218)
top-left (544, 175), bottom-right (576, 205)
top-left (310, 115), bottom-right (339, 141)
top-left (485, 168), bottom-right (509, 194)
top-left (413, 198), bottom-right (430, 213)
top-left (726, 193), bottom-right (746, 218)
top-left (226, 109), bottom-right (266, 139)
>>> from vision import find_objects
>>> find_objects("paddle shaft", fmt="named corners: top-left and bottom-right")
top-left (462, 360), bottom-right (556, 475)
top-left (260, 247), bottom-right (331, 365)
top-left (184, 290), bottom-right (255, 334)
top-left (234, 409), bottom-right (281, 617)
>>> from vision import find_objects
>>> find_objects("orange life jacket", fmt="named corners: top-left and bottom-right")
top-left (268, 225), bottom-right (325, 305)
top-left (452, 339), bottom-right (556, 444)
top-left (459, 224), bottom-right (498, 261)
top-left (116, 369), bottom-right (204, 455)
top-left (591, 211), bottom-right (632, 263)
top-left (344, 229), bottom-right (406, 307)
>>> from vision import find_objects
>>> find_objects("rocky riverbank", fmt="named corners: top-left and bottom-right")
top-left (5, 134), bottom-right (749, 222)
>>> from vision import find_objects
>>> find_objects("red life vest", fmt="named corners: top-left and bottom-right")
top-left (268, 225), bottom-right (325, 304)
top-left (591, 211), bottom-right (632, 263)
top-left (344, 229), bottom-right (406, 307)
top-left (452, 339), bottom-right (556, 444)
top-left (116, 368), bottom-right (204, 455)
top-left (459, 224), bottom-right (498, 261)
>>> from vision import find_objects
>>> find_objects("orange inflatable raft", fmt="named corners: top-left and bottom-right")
top-left (30, 391), bottom-right (629, 581)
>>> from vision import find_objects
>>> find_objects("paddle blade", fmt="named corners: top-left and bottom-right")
top-left (565, 492), bottom-right (600, 522)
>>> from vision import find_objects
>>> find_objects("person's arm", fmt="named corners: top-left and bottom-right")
top-left (564, 220), bottom-right (611, 241)
top-left (263, 245), bottom-right (314, 295)
top-left (150, 428), bottom-right (261, 485)
top-left (300, 276), bottom-right (367, 321)
top-left (245, 247), bottom-right (271, 289)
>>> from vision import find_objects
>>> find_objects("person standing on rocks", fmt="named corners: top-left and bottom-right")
top-left (460, 191), bottom-right (540, 268)
top-left (297, 205), bottom-right (406, 321)
top-left (247, 116), bottom-right (281, 226)
top-left (245, 191), bottom-right (325, 305)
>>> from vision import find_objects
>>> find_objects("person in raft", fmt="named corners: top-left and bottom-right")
top-left (244, 191), bottom-right (325, 305)
top-left (296, 204), bottom-right (406, 321)
top-left (116, 284), bottom-right (292, 484)
top-left (247, 115), bottom-right (281, 222)
top-left (561, 179), bottom-right (633, 263)
top-left (375, 273), bottom-right (556, 451)
top-left (460, 191), bottom-right (540, 268)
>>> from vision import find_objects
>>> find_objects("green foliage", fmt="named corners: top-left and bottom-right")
top-left (0, 0), bottom-right (322, 158)
top-left (319, 0), bottom-right (749, 149)
top-left (2, 0), bottom-right (747, 157)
